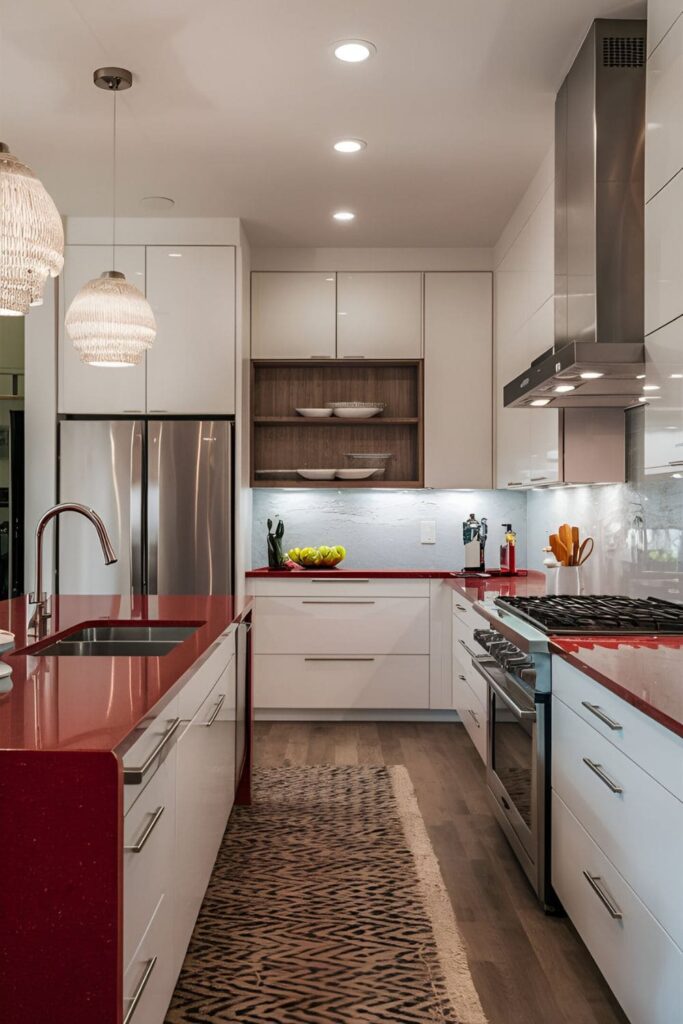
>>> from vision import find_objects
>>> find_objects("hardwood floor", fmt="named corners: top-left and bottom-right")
top-left (254, 721), bottom-right (629, 1024)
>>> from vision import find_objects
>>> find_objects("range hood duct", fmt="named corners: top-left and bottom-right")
top-left (504, 19), bottom-right (646, 409)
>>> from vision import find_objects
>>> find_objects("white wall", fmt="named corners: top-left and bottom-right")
top-left (251, 247), bottom-right (492, 272)
top-left (234, 224), bottom-right (252, 601)
top-left (493, 148), bottom-right (559, 488)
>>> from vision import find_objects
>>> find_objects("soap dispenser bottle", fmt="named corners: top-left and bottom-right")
top-left (500, 523), bottom-right (517, 574)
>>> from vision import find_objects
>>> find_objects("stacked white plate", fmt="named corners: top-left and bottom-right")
top-left (326, 402), bottom-right (385, 419)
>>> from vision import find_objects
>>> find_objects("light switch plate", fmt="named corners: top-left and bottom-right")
top-left (420, 520), bottom-right (437, 544)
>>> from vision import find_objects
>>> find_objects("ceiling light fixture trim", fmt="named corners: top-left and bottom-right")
top-left (333, 40), bottom-right (377, 63)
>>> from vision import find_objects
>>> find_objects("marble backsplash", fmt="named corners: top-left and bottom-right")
top-left (251, 489), bottom-right (528, 571)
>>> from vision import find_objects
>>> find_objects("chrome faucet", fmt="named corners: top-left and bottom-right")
top-left (28, 503), bottom-right (118, 637)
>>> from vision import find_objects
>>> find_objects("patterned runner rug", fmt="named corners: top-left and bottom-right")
top-left (166, 765), bottom-right (488, 1024)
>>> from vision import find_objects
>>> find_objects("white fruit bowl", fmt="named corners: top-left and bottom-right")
top-left (297, 469), bottom-right (337, 480)
top-left (335, 468), bottom-right (377, 480)
top-left (332, 406), bottom-right (383, 419)
top-left (295, 408), bottom-right (333, 418)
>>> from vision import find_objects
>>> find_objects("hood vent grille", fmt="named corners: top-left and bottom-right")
top-left (602, 36), bottom-right (644, 67)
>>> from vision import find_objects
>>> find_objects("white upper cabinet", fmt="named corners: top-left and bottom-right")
top-left (644, 315), bottom-right (683, 474)
top-left (645, 154), bottom-right (683, 335)
top-left (251, 272), bottom-right (336, 359)
top-left (647, 0), bottom-right (683, 57)
top-left (146, 246), bottom-right (235, 415)
top-left (336, 272), bottom-right (423, 358)
top-left (59, 245), bottom-right (147, 414)
top-left (424, 273), bottom-right (493, 488)
top-left (645, 11), bottom-right (683, 201)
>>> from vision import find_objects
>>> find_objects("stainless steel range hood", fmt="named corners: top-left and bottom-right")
top-left (504, 19), bottom-right (646, 409)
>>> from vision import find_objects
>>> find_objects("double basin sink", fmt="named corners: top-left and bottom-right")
top-left (34, 624), bottom-right (199, 658)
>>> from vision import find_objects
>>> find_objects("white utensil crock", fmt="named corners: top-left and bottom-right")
top-left (549, 565), bottom-right (583, 596)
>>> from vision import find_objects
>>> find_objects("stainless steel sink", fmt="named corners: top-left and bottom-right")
top-left (36, 624), bottom-right (199, 658)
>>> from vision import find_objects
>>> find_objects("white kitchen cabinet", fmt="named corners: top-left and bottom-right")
top-left (174, 659), bottom-right (236, 979)
top-left (123, 895), bottom-right (176, 1024)
top-left (644, 315), bottom-right (683, 474)
top-left (552, 792), bottom-right (682, 1024)
top-left (58, 245), bottom-right (147, 414)
top-left (645, 168), bottom-right (683, 335)
top-left (648, 0), bottom-right (683, 57)
top-left (336, 272), bottom-right (422, 358)
top-left (146, 246), bottom-right (235, 414)
top-left (646, 11), bottom-right (683, 202)
top-left (251, 271), bottom-right (336, 358)
top-left (424, 272), bottom-right (493, 487)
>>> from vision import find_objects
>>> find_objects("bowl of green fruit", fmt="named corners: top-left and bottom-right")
top-left (288, 545), bottom-right (346, 568)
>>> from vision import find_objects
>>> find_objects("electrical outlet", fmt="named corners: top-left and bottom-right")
top-left (420, 520), bottom-right (437, 544)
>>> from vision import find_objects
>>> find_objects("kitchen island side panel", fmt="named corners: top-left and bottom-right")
top-left (0, 750), bottom-right (122, 1024)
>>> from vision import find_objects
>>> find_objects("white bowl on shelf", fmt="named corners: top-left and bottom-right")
top-left (333, 406), bottom-right (384, 419)
top-left (335, 468), bottom-right (378, 480)
top-left (297, 469), bottom-right (338, 480)
top-left (295, 408), bottom-right (333, 418)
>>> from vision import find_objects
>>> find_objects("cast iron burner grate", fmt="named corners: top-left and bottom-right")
top-left (494, 595), bottom-right (683, 636)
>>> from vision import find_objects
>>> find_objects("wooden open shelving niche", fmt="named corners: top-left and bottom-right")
top-left (251, 360), bottom-right (424, 487)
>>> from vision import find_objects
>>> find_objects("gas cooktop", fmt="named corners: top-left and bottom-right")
top-left (494, 595), bottom-right (683, 636)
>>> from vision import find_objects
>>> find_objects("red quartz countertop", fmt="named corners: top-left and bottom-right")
top-left (551, 636), bottom-right (683, 737)
top-left (0, 594), bottom-right (251, 755)
top-left (444, 572), bottom-right (547, 601)
top-left (247, 567), bottom-right (531, 580)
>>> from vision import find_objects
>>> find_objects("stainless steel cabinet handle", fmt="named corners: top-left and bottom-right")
top-left (124, 956), bottom-right (158, 1024)
top-left (148, 409), bottom-right (168, 413)
top-left (309, 355), bottom-right (332, 359)
top-left (581, 702), bottom-right (622, 731)
top-left (302, 600), bottom-right (376, 605)
top-left (470, 656), bottom-right (536, 721)
top-left (203, 693), bottom-right (226, 727)
top-left (530, 475), bottom-right (548, 481)
top-left (668, 459), bottom-right (683, 466)
top-left (468, 708), bottom-right (480, 727)
top-left (583, 871), bottom-right (623, 919)
top-left (455, 603), bottom-right (468, 612)
top-left (507, 481), bottom-right (523, 486)
top-left (458, 638), bottom-right (480, 660)
top-left (342, 355), bottom-right (366, 358)
top-left (124, 806), bottom-right (165, 853)
top-left (304, 656), bottom-right (375, 662)
top-left (458, 673), bottom-right (467, 681)
top-left (583, 757), bottom-right (623, 793)
top-left (124, 717), bottom-right (181, 785)
top-left (310, 578), bottom-right (370, 584)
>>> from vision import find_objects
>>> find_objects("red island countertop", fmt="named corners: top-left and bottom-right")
top-left (0, 593), bottom-right (252, 755)
top-left (551, 635), bottom-right (683, 737)
top-left (247, 566), bottom-right (533, 580)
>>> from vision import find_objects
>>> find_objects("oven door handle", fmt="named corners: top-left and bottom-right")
top-left (470, 656), bottom-right (536, 722)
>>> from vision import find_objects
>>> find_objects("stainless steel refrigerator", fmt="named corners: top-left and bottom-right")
top-left (57, 419), bottom-right (233, 595)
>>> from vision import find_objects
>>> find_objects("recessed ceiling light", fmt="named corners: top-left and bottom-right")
top-left (636, 373), bottom-right (646, 379)
top-left (334, 138), bottom-right (366, 153)
top-left (580, 371), bottom-right (604, 379)
top-left (638, 396), bottom-right (648, 402)
top-left (666, 425), bottom-right (678, 430)
top-left (140, 195), bottom-right (175, 211)
top-left (333, 40), bottom-right (376, 63)
top-left (670, 373), bottom-right (683, 379)
top-left (530, 398), bottom-right (551, 406)
top-left (168, 252), bottom-right (183, 258)
top-left (554, 384), bottom-right (576, 393)
top-left (642, 384), bottom-right (660, 391)
top-left (333, 210), bottom-right (355, 221)
top-left (673, 473), bottom-right (682, 479)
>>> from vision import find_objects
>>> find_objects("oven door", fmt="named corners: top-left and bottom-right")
top-left (472, 656), bottom-right (539, 865)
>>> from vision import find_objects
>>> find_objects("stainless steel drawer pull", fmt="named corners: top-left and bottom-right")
top-left (310, 578), bottom-right (370, 584)
top-left (302, 600), bottom-right (376, 605)
top-left (583, 871), bottom-right (623, 919)
top-left (458, 673), bottom-right (467, 681)
top-left (458, 638), bottom-right (480, 660)
top-left (582, 757), bottom-right (623, 793)
top-left (124, 717), bottom-right (181, 785)
top-left (581, 702), bottom-right (622, 731)
top-left (309, 355), bottom-right (333, 359)
top-left (304, 656), bottom-right (375, 662)
top-left (124, 956), bottom-right (158, 1024)
top-left (125, 806), bottom-right (165, 853)
top-left (455, 603), bottom-right (468, 612)
top-left (203, 693), bottom-right (226, 727)
top-left (468, 709), bottom-right (480, 727)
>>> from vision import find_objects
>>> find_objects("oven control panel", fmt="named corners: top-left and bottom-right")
top-left (474, 628), bottom-right (537, 686)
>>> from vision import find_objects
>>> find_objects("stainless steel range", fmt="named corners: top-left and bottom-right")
top-left (469, 594), bottom-right (683, 911)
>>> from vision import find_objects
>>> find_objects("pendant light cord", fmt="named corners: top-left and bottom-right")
top-left (112, 87), bottom-right (117, 270)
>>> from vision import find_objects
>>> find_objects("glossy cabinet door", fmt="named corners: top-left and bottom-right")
top-left (644, 315), bottom-right (683, 474)
top-left (424, 272), bottom-right (492, 487)
top-left (645, 11), bottom-right (683, 202)
top-left (58, 245), bottom-right (147, 414)
top-left (645, 168), bottom-right (683, 335)
top-left (336, 272), bottom-right (422, 358)
top-left (174, 661), bottom-right (236, 980)
top-left (251, 271), bottom-right (336, 358)
top-left (146, 246), bottom-right (236, 414)
top-left (647, 0), bottom-right (683, 57)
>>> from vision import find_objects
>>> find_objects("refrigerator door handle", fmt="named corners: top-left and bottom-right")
top-left (147, 421), bottom-right (160, 595)
top-left (130, 424), bottom-right (144, 596)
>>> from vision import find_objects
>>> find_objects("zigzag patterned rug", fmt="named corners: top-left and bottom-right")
top-left (166, 765), bottom-right (488, 1024)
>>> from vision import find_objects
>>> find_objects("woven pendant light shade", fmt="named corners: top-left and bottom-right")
top-left (65, 271), bottom-right (157, 367)
top-left (0, 142), bottom-right (64, 316)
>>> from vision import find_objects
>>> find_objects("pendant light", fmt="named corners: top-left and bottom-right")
top-left (0, 142), bottom-right (64, 316)
top-left (65, 68), bottom-right (156, 367)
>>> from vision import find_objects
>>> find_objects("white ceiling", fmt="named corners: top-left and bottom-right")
top-left (1, 0), bottom-right (646, 247)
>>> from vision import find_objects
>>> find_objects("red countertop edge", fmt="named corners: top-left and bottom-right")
top-left (550, 637), bottom-right (683, 738)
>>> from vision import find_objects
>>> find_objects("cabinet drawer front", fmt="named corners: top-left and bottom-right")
top-left (255, 654), bottom-right (429, 709)
top-left (123, 895), bottom-right (175, 1024)
top-left (552, 696), bottom-right (683, 947)
top-left (254, 596), bottom-right (429, 654)
top-left (178, 629), bottom-right (236, 721)
top-left (124, 751), bottom-right (176, 966)
top-left (250, 578), bottom-right (431, 598)
top-left (452, 669), bottom-right (487, 762)
top-left (123, 696), bottom-right (180, 807)
top-left (452, 591), bottom-right (486, 634)
top-left (552, 656), bottom-right (683, 800)
top-left (552, 793), bottom-right (682, 1024)
top-left (452, 626), bottom-right (487, 706)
